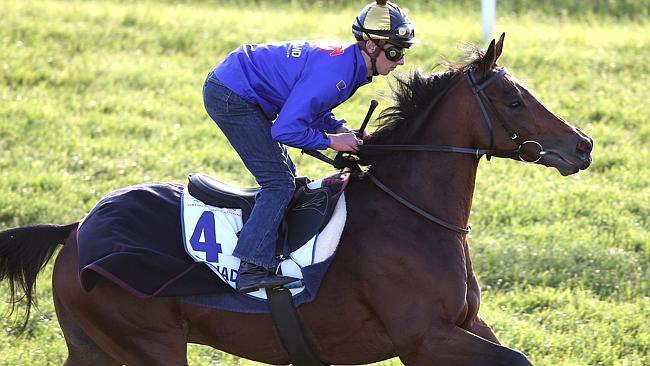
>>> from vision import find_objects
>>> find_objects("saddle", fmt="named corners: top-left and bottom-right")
top-left (187, 172), bottom-right (349, 255)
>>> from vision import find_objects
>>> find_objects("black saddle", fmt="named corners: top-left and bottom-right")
top-left (187, 173), bottom-right (348, 254)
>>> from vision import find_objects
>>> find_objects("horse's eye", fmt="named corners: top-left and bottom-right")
top-left (509, 101), bottom-right (522, 109)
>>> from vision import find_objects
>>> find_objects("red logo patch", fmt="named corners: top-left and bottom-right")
top-left (310, 41), bottom-right (346, 57)
top-left (336, 80), bottom-right (347, 91)
top-left (329, 46), bottom-right (344, 57)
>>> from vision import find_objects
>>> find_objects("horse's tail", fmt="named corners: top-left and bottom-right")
top-left (0, 222), bottom-right (78, 329)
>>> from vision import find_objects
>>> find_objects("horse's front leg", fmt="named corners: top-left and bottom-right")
top-left (364, 248), bottom-right (532, 365)
top-left (462, 313), bottom-right (501, 345)
top-left (401, 323), bottom-right (531, 366)
top-left (458, 242), bottom-right (501, 344)
top-left (375, 291), bottom-right (532, 365)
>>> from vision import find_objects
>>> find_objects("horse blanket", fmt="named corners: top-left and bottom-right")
top-left (77, 181), bottom-right (344, 313)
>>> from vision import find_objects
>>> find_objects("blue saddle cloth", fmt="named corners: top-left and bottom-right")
top-left (77, 182), bottom-right (336, 313)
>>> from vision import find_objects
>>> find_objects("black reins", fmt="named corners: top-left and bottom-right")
top-left (303, 67), bottom-right (546, 235)
top-left (365, 172), bottom-right (471, 234)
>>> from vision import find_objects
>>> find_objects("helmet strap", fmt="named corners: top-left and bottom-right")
top-left (360, 40), bottom-right (382, 77)
top-left (370, 57), bottom-right (379, 77)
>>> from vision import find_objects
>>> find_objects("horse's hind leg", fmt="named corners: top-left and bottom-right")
top-left (51, 232), bottom-right (120, 365)
top-left (53, 294), bottom-right (120, 366)
top-left (77, 279), bottom-right (189, 366)
top-left (53, 234), bottom-right (188, 365)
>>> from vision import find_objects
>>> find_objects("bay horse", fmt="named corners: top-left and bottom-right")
top-left (1, 34), bottom-right (592, 365)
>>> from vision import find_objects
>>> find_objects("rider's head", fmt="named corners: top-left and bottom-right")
top-left (352, 0), bottom-right (417, 76)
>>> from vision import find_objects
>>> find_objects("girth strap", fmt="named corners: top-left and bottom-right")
top-left (266, 288), bottom-right (328, 366)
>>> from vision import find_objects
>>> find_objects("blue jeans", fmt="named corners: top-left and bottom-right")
top-left (203, 74), bottom-right (296, 268)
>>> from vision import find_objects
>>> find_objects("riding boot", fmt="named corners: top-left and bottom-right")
top-left (236, 261), bottom-right (299, 293)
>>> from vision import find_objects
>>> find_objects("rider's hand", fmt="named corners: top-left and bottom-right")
top-left (335, 126), bottom-right (371, 141)
top-left (328, 132), bottom-right (363, 152)
top-left (352, 128), bottom-right (371, 140)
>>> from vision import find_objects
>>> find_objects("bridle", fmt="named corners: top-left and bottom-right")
top-left (360, 67), bottom-right (546, 163)
top-left (466, 67), bottom-right (545, 162)
top-left (360, 67), bottom-right (546, 234)
top-left (303, 67), bottom-right (547, 234)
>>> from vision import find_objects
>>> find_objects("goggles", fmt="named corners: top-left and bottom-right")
top-left (382, 43), bottom-right (405, 62)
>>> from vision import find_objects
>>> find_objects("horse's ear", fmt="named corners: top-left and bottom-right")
top-left (476, 38), bottom-right (497, 79)
top-left (494, 32), bottom-right (505, 62)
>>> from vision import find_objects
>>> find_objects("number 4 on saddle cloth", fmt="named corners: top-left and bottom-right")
top-left (182, 172), bottom-right (349, 300)
top-left (77, 172), bottom-right (349, 313)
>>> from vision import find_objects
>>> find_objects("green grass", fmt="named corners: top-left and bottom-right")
top-left (1, 0), bottom-right (648, 365)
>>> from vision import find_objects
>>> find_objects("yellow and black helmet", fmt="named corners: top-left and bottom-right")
top-left (352, 0), bottom-right (417, 48)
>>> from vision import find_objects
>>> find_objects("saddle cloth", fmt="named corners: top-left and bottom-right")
top-left (77, 173), bottom-right (349, 313)
top-left (182, 173), bottom-right (349, 299)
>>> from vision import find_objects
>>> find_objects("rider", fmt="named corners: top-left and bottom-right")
top-left (202, 0), bottom-right (417, 293)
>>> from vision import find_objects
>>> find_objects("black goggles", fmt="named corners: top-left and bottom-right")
top-left (382, 44), bottom-right (405, 62)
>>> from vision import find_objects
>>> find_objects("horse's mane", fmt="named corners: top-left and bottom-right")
top-left (366, 46), bottom-right (485, 147)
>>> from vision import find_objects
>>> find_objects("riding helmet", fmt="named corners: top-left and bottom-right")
top-left (352, 0), bottom-right (418, 48)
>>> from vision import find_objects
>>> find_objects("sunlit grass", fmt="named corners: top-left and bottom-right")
top-left (0, 1), bottom-right (648, 365)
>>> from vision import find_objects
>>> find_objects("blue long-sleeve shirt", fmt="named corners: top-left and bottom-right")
top-left (213, 40), bottom-right (370, 150)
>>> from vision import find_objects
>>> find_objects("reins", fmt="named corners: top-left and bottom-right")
top-left (365, 172), bottom-right (471, 234)
top-left (304, 67), bottom-right (546, 235)
top-left (360, 68), bottom-right (546, 163)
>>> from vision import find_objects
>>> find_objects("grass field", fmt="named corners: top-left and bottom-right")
top-left (0, 0), bottom-right (648, 365)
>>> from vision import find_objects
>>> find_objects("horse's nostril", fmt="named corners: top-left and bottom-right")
top-left (576, 139), bottom-right (593, 168)
top-left (577, 142), bottom-right (587, 153)
top-left (576, 139), bottom-right (592, 156)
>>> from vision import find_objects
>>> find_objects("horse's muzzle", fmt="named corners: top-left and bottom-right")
top-left (575, 135), bottom-right (593, 170)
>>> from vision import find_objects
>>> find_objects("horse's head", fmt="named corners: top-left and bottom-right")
top-left (464, 33), bottom-right (593, 175)
top-left (363, 33), bottom-right (592, 176)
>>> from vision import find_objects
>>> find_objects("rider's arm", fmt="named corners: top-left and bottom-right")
top-left (271, 75), bottom-right (346, 150)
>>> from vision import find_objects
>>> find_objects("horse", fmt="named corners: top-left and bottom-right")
top-left (0, 34), bottom-right (592, 365)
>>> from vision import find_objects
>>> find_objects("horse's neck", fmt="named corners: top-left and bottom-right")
top-left (364, 79), bottom-right (484, 231)
top-left (370, 153), bottom-right (479, 232)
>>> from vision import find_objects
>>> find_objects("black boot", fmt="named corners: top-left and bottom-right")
top-left (236, 261), bottom-right (299, 293)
